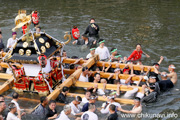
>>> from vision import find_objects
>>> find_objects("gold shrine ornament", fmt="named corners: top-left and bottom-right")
top-left (39, 38), bottom-right (45, 43)
top-left (26, 49), bottom-right (31, 56)
top-left (19, 49), bottom-right (24, 56)
top-left (41, 46), bottom-right (46, 53)
top-left (45, 42), bottom-right (50, 48)
top-left (23, 42), bottom-right (28, 48)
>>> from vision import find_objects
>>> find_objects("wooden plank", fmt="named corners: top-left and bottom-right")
top-left (74, 81), bottom-right (142, 92)
top-left (96, 61), bottom-right (154, 72)
top-left (0, 73), bottom-right (13, 79)
top-left (0, 62), bottom-right (23, 68)
top-left (63, 69), bottom-right (145, 81)
top-left (67, 93), bottom-right (134, 105)
top-left (0, 77), bottom-right (14, 94)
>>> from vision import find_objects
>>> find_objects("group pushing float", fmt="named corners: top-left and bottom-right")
top-left (0, 10), bottom-right (156, 111)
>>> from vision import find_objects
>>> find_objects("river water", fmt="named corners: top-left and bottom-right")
top-left (0, 0), bottom-right (180, 120)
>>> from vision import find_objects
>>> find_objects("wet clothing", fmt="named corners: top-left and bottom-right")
top-left (127, 50), bottom-right (143, 61)
top-left (141, 91), bottom-right (157, 103)
top-left (107, 112), bottom-right (118, 120)
top-left (56, 93), bottom-right (68, 104)
top-left (46, 107), bottom-right (57, 119)
top-left (84, 23), bottom-right (99, 38)
top-left (79, 73), bottom-right (89, 82)
top-left (32, 104), bottom-right (48, 119)
top-left (81, 111), bottom-right (98, 120)
top-left (131, 105), bottom-right (142, 114)
top-left (75, 37), bottom-right (96, 48)
top-left (158, 79), bottom-right (174, 92)
top-left (82, 97), bottom-right (89, 104)
top-left (101, 102), bottom-right (121, 114)
top-left (0, 39), bottom-right (4, 51)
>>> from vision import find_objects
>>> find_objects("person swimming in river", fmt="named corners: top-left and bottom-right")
top-left (72, 34), bottom-right (97, 49)
top-left (158, 64), bottom-right (177, 92)
top-left (127, 44), bottom-right (150, 65)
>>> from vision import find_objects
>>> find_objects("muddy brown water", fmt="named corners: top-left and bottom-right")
top-left (0, 0), bottom-right (180, 120)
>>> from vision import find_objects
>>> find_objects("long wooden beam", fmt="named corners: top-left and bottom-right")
top-left (0, 77), bottom-right (14, 94)
top-left (63, 69), bottom-right (145, 81)
top-left (0, 73), bottom-right (13, 79)
top-left (74, 81), bottom-right (142, 92)
top-left (96, 61), bottom-right (154, 72)
top-left (4, 96), bottom-right (65, 106)
top-left (67, 93), bottom-right (134, 105)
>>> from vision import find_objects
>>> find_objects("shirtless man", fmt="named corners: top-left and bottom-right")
top-left (158, 64), bottom-right (177, 92)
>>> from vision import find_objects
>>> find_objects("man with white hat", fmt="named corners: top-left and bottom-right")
top-left (100, 95), bottom-right (121, 114)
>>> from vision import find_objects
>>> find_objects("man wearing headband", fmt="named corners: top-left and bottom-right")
top-left (109, 48), bottom-right (118, 62)
top-left (84, 18), bottom-right (99, 40)
top-left (86, 47), bottom-right (96, 59)
top-left (158, 64), bottom-right (177, 92)
top-left (81, 103), bottom-right (98, 120)
top-left (127, 44), bottom-right (150, 64)
top-left (141, 84), bottom-right (158, 103)
top-left (69, 96), bottom-right (83, 116)
top-left (118, 97), bottom-right (142, 114)
top-left (82, 95), bottom-right (97, 112)
top-left (7, 102), bottom-right (24, 120)
top-left (100, 95), bottom-right (121, 114)
top-left (6, 32), bottom-right (18, 49)
top-left (95, 39), bottom-right (110, 61)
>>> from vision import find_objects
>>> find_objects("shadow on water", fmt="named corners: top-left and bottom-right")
top-left (0, 0), bottom-right (180, 119)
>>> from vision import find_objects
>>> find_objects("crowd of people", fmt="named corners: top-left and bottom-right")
top-left (0, 11), bottom-right (178, 120)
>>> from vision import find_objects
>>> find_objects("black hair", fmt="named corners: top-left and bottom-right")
top-left (73, 26), bottom-right (77, 29)
top-left (0, 31), bottom-right (1, 34)
top-left (93, 66), bottom-right (101, 71)
top-left (109, 104), bottom-right (116, 111)
top-left (90, 18), bottom-right (95, 21)
top-left (136, 43), bottom-right (141, 47)
top-left (71, 56), bottom-right (78, 59)
top-left (69, 64), bottom-right (75, 69)
top-left (131, 83), bottom-right (137, 86)
top-left (153, 63), bottom-right (159, 66)
top-left (49, 100), bottom-right (56, 105)
top-left (94, 73), bottom-right (100, 77)
top-left (134, 97), bottom-right (141, 101)
top-left (110, 47), bottom-right (116, 52)
top-left (75, 96), bottom-right (82, 102)
top-left (82, 66), bottom-right (88, 72)
top-left (40, 96), bottom-right (47, 103)
top-left (63, 50), bottom-right (66, 52)
top-left (85, 90), bottom-right (91, 94)
top-left (99, 39), bottom-right (104, 43)
top-left (0, 95), bottom-right (4, 98)
top-left (12, 92), bottom-right (19, 99)
top-left (37, 26), bottom-right (41, 30)
top-left (62, 86), bottom-right (69, 92)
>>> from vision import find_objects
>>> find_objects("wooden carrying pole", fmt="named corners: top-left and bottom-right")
top-left (74, 81), bottom-right (142, 92)
top-left (67, 93), bottom-right (134, 105)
